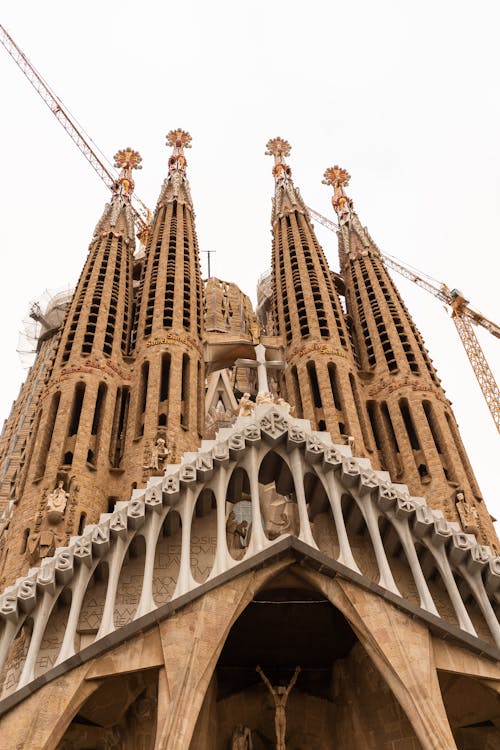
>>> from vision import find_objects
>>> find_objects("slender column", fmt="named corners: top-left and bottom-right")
top-left (390, 516), bottom-right (439, 615)
top-left (244, 448), bottom-right (269, 556)
top-left (0, 619), bottom-right (23, 677)
top-left (209, 464), bottom-right (235, 577)
top-left (96, 535), bottom-right (129, 638)
top-left (288, 450), bottom-right (317, 548)
top-left (18, 586), bottom-right (61, 688)
top-left (136, 508), bottom-right (168, 618)
top-left (57, 561), bottom-right (97, 662)
top-left (423, 543), bottom-right (476, 635)
top-left (172, 488), bottom-right (197, 597)
top-left (458, 562), bottom-right (500, 647)
top-left (352, 492), bottom-right (400, 595)
top-left (321, 469), bottom-right (361, 572)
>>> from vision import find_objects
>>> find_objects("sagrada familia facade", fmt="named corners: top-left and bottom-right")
top-left (0, 131), bottom-right (498, 748)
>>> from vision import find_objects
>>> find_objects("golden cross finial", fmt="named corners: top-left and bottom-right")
top-left (266, 137), bottom-right (293, 185)
top-left (166, 129), bottom-right (192, 174)
top-left (322, 166), bottom-right (350, 189)
top-left (166, 129), bottom-right (192, 151)
top-left (322, 165), bottom-right (353, 221)
top-left (265, 137), bottom-right (291, 161)
top-left (113, 148), bottom-right (142, 195)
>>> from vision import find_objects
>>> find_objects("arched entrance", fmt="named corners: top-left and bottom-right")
top-left (189, 574), bottom-right (422, 749)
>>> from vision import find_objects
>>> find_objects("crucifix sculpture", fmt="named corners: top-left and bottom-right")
top-left (235, 343), bottom-right (285, 396)
top-left (256, 665), bottom-right (301, 750)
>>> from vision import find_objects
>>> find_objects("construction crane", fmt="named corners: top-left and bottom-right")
top-left (0, 23), bottom-right (151, 244)
top-left (307, 205), bottom-right (500, 435)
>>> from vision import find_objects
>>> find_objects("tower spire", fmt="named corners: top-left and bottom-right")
top-left (322, 166), bottom-right (353, 225)
top-left (130, 129), bottom-right (204, 467)
top-left (93, 147), bottom-right (143, 243)
top-left (157, 128), bottom-right (193, 208)
top-left (113, 147), bottom-right (142, 198)
top-left (265, 138), bottom-right (366, 448)
top-left (265, 137), bottom-right (306, 222)
top-left (324, 165), bottom-right (497, 547)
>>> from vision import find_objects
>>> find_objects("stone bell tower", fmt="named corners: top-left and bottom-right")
top-left (323, 165), bottom-right (497, 549)
top-left (126, 130), bottom-right (204, 484)
top-left (266, 138), bottom-right (367, 452)
top-left (0, 149), bottom-right (140, 584)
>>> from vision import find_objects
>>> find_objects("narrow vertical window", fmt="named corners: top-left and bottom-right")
top-left (88, 383), bottom-right (107, 465)
top-left (35, 392), bottom-right (60, 477)
top-left (381, 402), bottom-right (400, 454)
top-left (349, 374), bottom-right (371, 451)
top-left (159, 353), bottom-right (171, 428)
top-left (423, 401), bottom-right (454, 481)
top-left (197, 360), bottom-right (204, 435)
top-left (367, 401), bottom-right (382, 450)
top-left (307, 362), bottom-right (322, 408)
top-left (445, 412), bottom-right (480, 496)
top-left (290, 366), bottom-right (303, 418)
top-left (328, 363), bottom-right (342, 409)
top-left (135, 361), bottom-right (149, 438)
top-left (68, 383), bottom-right (86, 436)
top-left (181, 354), bottom-right (190, 428)
top-left (399, 399), bottom-right (420, 450)
top-left (110, 386), bottom-right (130, 467)
top-left (20, 528), bottom-right (30, 555)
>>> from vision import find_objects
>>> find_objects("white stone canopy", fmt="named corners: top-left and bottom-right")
top-left (1, 403), bottom-right (499, 705)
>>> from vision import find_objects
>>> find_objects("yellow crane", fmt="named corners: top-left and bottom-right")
top-left (1, 24), bottom-right (498, 434)
top-left (307, 206), bottom-right (500, 435)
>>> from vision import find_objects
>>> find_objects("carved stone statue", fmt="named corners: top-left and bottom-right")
top-left (256, 391), bottom-right (274, 406)
top-left (226, 512), bottom-right (249, 551)
top-left (274, 396), bottom-right (291, 414)
top-left (27, 529), bottom-right (64, 563)
top-left (249, 320), bottom-right (261, 345)
top-left (455, 490), bottom-right (480, 535)
top-left (231, 724), bottom-right (253, 750)
top-left (342, 434), bottom-right (355, 452)
top-left (46, 480), bottom-right (69, 523)
top-left (256, 665), bottom-right (300, 750)
top-left (239, 393), bottom-right (254, 416)
top-left (151, 437), bottom-right (169, 471)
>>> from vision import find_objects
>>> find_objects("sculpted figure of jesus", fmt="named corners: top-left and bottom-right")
top-left (256, 665), bottom-right (300, 750)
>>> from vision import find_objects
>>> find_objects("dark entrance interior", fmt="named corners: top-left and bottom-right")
top-left (217, 585), bottom-right (357, 701)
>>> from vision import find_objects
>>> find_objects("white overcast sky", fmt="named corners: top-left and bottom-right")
top-left (1, 1), bottom-right (499, 525)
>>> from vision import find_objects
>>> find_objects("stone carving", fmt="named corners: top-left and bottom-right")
top-left (256, 391), bottom-right (274, 406)
top-left (151, 437), bottom-right (169, 470)
top-left (455, 490), bottom-right (480, 535)
top-left (249, 320), bottom-right (261, 344)
top-left (226, 512), bottom-right (249, 551)
top-left (232, 724), bottom-right (253, 749)
top-left (104, 726), bottom-right (123, 749)
top-left (266, 502), bottom-right (300, 540)
top-left (342, 434), bottom-right (356, 452)
top-left (256, 665), bottom-right (301, 750)
top-left (46, 480), bottom-right (69, 523)
top-left (239, 393), bottom-right (255, 416)
top-left (27, 528), bottom-right (64, 563)
top-left (274, 396), bottom-right (292, 414)
top-left (144, 437), bottom-right (170, 473)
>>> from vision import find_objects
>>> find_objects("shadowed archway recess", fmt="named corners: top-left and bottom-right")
top-left (216, 585), bottom-right (357, 700)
